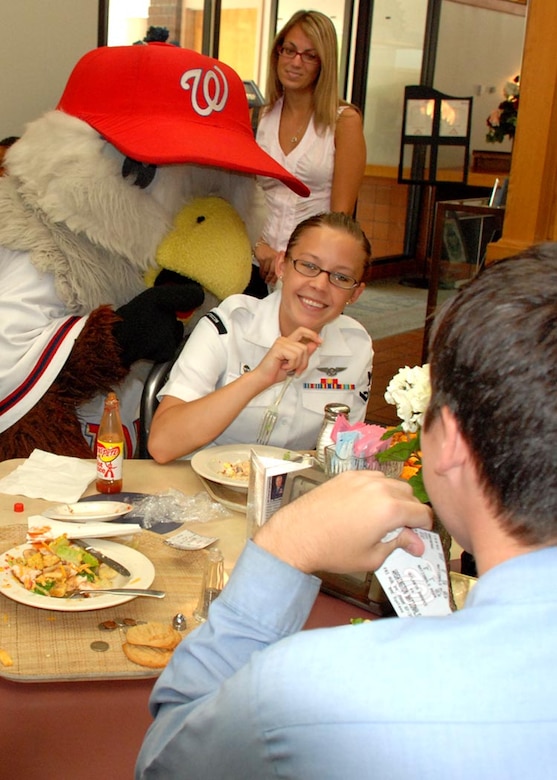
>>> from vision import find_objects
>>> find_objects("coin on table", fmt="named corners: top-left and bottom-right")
top-left (90, 640), bottom-right (110, 652)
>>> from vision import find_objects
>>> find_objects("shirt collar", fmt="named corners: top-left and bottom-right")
top-left (244, 291), bottom-right (282, 348)
top-left (319, 318), bottom-right (353, 357)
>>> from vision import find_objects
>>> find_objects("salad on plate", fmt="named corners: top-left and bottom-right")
top-left (7, 534), bottom-right (117, 598)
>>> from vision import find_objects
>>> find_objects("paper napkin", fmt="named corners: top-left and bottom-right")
top-left (0, 449), bottom-right (96, 503)
top-left (27, 517), bottom-right (142, 541)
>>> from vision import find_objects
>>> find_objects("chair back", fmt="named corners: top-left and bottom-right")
top-left (137, 335), bottom-right (189, 459)
top-left (137, 360), bottom-right (174, 459)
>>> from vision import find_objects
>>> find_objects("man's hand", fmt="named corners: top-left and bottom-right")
top-left (255, 471), bottom-right (433, 575)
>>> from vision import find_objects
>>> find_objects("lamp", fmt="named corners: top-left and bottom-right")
top-left (398, 85), bottom-right (473, 185)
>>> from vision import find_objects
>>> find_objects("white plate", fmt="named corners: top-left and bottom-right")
top-left (191, 444), bottom-right (300, 490)
top-left (41, 501), bottom-right (133, 522)
top-left (0, 539), bottom-right (155, 612)
top-left (199, 476), bottom-right (248, 514)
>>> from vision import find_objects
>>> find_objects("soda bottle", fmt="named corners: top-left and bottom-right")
top-left (96, 392), bottom-right (124, 494)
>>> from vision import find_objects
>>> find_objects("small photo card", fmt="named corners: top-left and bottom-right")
top-left (246, 450), bottom-right (312, 534)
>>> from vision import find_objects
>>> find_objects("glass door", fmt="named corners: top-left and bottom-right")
top-left (216, 0), bottom-right (269, 83)
top-left (101, 0), bottom-right (268, 76)
top-left (353, 0), bottom-right (429, 260)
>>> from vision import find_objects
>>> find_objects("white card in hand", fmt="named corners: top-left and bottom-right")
top-left (375, 529), bottom-right (451, 617)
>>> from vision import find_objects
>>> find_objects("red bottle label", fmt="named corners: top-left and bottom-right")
top-left (96, 439), bottom-right (124, 481)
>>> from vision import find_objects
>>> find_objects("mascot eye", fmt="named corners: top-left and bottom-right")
top-left (196, 215), bottom-right (206, 224)
top-left (122, 157), bottom-right (157, 189)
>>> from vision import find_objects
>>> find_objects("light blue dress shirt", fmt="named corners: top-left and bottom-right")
top-left (136, 541), bottom-right (557, 778)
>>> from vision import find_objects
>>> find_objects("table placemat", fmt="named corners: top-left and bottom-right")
top-left (0, 525), bottom-right (206, 682)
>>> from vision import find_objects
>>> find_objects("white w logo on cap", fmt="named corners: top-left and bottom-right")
top-left (180, 66), bottom-right (229, 116)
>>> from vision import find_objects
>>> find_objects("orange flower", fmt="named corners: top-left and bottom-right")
top-left (391, 430), bottom-right (418, 446)
top-left (401, 464), bottom-right (420, 481)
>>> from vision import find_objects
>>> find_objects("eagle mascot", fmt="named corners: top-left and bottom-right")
top-left (0, 42), bottom-right (308, 460)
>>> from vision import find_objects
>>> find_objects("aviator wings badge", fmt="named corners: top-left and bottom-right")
top-left (317, 367), bottom-right (347, 377)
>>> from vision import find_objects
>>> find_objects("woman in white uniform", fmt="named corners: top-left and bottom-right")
top-left (248, 10), bottom-right (366, 296)
top-left (148, 212), bottom-right (373, 462)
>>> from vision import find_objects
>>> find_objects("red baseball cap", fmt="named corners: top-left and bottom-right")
top-left (57, 43), bottom-right (310, 197)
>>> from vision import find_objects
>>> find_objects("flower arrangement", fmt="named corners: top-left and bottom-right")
top-left (376, 364), bottom-right (431, 503)
top-left (486, 75), bottom-right (519, 144)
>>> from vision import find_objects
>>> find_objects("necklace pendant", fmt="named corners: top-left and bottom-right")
top-left (291, 135), bottom-right (298, 145)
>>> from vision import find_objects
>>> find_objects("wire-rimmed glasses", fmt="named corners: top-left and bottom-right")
top-left (288, 257), bottom-right (359, 290)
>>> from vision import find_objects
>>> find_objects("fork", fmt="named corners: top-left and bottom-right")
top-left (66, 587), bottom-right (166, 599)
top-left (256, 373), bottom-right (295, 445)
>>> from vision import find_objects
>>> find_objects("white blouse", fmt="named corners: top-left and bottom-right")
top-left (256, 98), bottom-right (345, 251)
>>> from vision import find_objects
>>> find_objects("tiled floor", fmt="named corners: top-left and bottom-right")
top-left (365, 328), bottom-right (425, 426)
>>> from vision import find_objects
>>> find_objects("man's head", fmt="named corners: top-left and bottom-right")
top-left (424, 244), bottom-right (557, 545)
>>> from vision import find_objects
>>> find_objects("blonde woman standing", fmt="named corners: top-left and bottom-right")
top-left (250, 10), bottom-right (366, 296)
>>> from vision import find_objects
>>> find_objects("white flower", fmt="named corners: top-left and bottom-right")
top-left (384, 364), bottom-right (431, 433)
top-left (504, 80), bottom-right (519, 98)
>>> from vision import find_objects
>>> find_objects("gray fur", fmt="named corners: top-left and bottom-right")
top-left (0, 110), bottom-right (267, 313)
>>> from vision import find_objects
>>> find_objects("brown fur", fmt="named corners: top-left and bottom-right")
top-left (0, 307), bottom-right (129, 460)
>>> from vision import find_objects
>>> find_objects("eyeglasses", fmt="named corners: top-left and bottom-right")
top-left (277, 44), bottom-right (320, 66)
top-left (288, 258), bottom-right (359, 290)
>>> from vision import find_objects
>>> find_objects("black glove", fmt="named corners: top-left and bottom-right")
top-left (114, 283), bottom-right (204, 367)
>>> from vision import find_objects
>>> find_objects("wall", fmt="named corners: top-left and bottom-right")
top-left (0, 0), bottom-right (98, 140)
top-left (356, 177), bottom-right (409, 260)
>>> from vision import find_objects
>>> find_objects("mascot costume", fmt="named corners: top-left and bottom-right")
top-left (0, 42), bottom-right (308, 460)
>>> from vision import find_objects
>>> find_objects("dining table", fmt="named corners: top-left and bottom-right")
top-left (0, 456), bottom-right (378, 780)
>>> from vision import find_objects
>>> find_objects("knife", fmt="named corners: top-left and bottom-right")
top-left (72, 538), bottom-right (131, 577)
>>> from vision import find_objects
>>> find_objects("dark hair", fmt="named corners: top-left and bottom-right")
top-left (285, 212), bottom-right (372, 279)
top-left (425, 244), bottom-right (557, 543)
